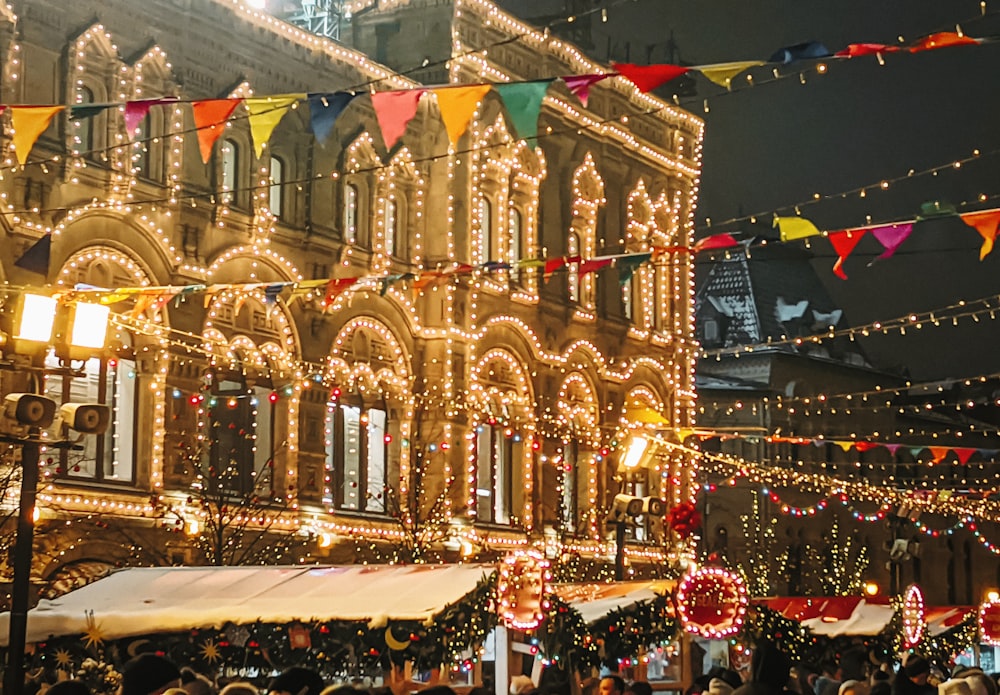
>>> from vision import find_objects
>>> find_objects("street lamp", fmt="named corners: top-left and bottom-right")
top-left (1, 292), bottom-right (111, 695)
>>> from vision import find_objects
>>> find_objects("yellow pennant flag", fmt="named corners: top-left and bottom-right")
top-left (625, 406), bottom-right (670, 425)
top-left (245, 95), bottom-right (304, 158)
top-left (432, 84), bottom-right (492, 146)
top-left (11, 105), bottom-right (64, 165)
top-left (774, 216), bottom-right (822, 242)
top-left (698, 61), bottom-right (765, 90)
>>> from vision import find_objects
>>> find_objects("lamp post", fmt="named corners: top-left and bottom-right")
top-left (1, 292), bottom-right (111, 695)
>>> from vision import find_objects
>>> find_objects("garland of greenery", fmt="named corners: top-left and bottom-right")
top-left (536, 594), bottom-right (600, 673)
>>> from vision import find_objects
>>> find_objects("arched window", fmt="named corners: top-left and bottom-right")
top-left (475, 421), bottom-right (515, 524)
top-left (207, 359), bottom-right (274, 496)
top-left (325, 395), bottom-right (389, 513)
top-left (133, 118), bottom-right (149, 179)
top-left (221, 138), bottom-right (239, 206)
top-left (568, 231), bottom-right (581, 303)
top-left (343, 182), bottom-right (359, 244)
top-left (561, 440), bottom-right (578, 533)
top-left (269, 156), bottom-right (284, 219)
top-left (509, 207), bottom-right (522, 286)
top-left (384, 198), bottom-right (398, 257)
top-left (43, 346), bottom-right (137, 484)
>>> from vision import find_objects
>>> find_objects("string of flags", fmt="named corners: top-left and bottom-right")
top-left (0, 27), bottom-right (988, 167)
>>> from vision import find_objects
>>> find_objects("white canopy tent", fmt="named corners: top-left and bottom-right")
top-left (0, 564), bottom-right (494, 645)
top-left (553, 579), bottom-right (678, 623)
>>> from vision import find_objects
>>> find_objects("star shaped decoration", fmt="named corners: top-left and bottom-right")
top-left (54, 648), bottom-right (74, 669)
top-left (199, 639), bottom-right (221, 664)
top-left (83, 612), bottom-right (105, 649)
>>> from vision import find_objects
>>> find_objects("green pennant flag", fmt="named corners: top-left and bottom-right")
top-left (494, 80), bottom-right (553, 143)
top-left (69, 103), bottom-right (113, 120)
top-left (616, 253), bottom-right (652, 286)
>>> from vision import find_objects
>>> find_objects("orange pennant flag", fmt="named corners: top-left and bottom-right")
top-left (11, 106), bottom-right (64, 165)
top-left (192, 99), bottom-right (242, 163)
top-left (432, 84), bottom-right (492, 146)
top-left (960, 209), bottom-right (1000, 260)
top-left (909, 31), bottom-right (979, 52)
top-left (929, 446), bottom-right (950, 464)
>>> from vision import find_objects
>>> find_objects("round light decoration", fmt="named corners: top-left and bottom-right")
top-left (901, 584), bottom-right (926, 648)
top-left (676, 567), bottom-right (748, 639)
top-left (497, 549), bottom-right (551, 631)
top-left (979, 598), bottom-right (1000, 646)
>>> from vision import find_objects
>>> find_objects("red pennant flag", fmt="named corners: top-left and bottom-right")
top-left (909, 32), bottom-right (979, 52)
top-left (579, 258), bottom-right (613, 275)
top-left (322, 277), bottom-right (358, 306)
top-left (612, 62), bottom-right (690, 93)
top-left (827, 229), bottom-right (866, 279)
top-left (954, 448), bottom-right (977, 465)
top-left (959, 209), bottom-right (1000, 260)
top-left (543, 257), bottom-right (567, 280)
top-left (192, 99), bottom-right (242, 163)
top-left (835, 43), bottom-right (900, 57)
top-left (853, 442), bottom-right (879, 452)
top-left (693, 233), bottom-right (739, 253)
top-left (370, 90), bottom-right (426, 150)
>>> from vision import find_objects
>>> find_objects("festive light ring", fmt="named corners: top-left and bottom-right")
top-left (497, 549), bottom-right (551, 631)
top-left (979, 599), bottom-right (1000, 646)
top-left (676, 567), bottom-right (748, 639)
top-left (901, 584), bottom-right (926, 648)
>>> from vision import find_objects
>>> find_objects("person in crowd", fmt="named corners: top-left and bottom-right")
top-left (870, 682), bottom-right (891, 695)
top-left (938, 680), bottom-right (973, 695)
top-left (815, 660), bottom-right (843, 695)
top-left (599, 676), bottom-right (627, 695)
top-left (965, 672), bottom-right (998, 695)
top-left (120, 653), bottom-right (183, 695)
top-left (44, 681), bottom-right (91, 695)
top-left (707, 677), bottom-right (735, 695)
top-left (266, 668), bottom-right (325, 695)
top-left (181, 668), bottom-right (216, 695)
top-left (893, 655), bottom-right (935, 695)
top-left (839, 680), bottom-right (869, 695)
top-left (510, 676), bottom-right (536, 695)
top-left (218, 684), bottom-right (258, 695)
top-left (790, 663), bottom-right (818, 695)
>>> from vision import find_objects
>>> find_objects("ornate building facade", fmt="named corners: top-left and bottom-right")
top-left (0, 0), bottom-right (702, 589)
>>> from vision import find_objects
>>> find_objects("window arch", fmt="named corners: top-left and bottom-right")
top-left (342, 133), bottom-right (380, 250)
top-left (568, 154), bottom-right (605, 312)
top-left (625, 180), bottom-right (654, 326)
top-left (73, 86), bottom-right (96, 156)
top-left (66, 25), bottom-right (119, 165)
top-left (556, 372), bottom-right (601, 536)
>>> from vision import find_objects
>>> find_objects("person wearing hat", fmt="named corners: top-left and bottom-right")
top-left (938, 681), bottom-right (973, 695)
top-left (893, 655), bottom-right (935, 695)
top-left (266, 668), bottom-right (325, 695)
top-left (120, 654), bottom-right (182, 695)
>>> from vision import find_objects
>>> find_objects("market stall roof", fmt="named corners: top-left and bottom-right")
top-left (0, 564), bottom-right (494, 646)
top-left (755, 597), bottom-right (973, 637)
top-left (554, 579), bottom-right (677, 624)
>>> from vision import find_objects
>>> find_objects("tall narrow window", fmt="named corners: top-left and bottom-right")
top-left (480, 198), bottom-right (494, 263)
top-left (561, 442), bottom-right (578, 533)
top-left (133, 118), bottom-right (150, 180)
top-left (326, 399), bottom-right (389, 513)
top-left (475, 423), bottom-right (512, 524)
top-left (208, 374), bottom-right (257, 495)
top-left (384, 198), bottom-right (397, 257)
top-left (623, 279), bottom-right (634, 320)
top-left (509, 208), bottom-right (522, 286)
top-left (44, 350), bottom-right (136, 483)
top-left (221, 139), bottom-right (239, 206)
top-left (74, 87), bottom-right (95, 156)
top-left (568, 232), bottom-right (581, 303)
top-left (269, 156), bottom-right (284, 219)
top-left (343, 182), bottom-right (358, 244)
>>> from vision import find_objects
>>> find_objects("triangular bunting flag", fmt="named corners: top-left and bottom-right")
top-left (959, 209), bottom-right (1000, 260)
top-left (543, 257), bottom-right (567, 280)
top-left (10, 106), bottom-right (64, 165)
top-left (192, 98), bottom-right (242, 163)
top-left (494, 80), bottom-right (553, 142)
top-left (827, 229), bottom-right (866, 279)
top-left (370, 89), bottom-right (426, 150)
top-left (853, 441), bottom-right (879, 452)
top-left (246, 95), bottom-right (303, 158)
top-left (769, 41), bottom-right (831, 64)
top-left (698, 61), bottom-right (764, 90)
top-left (561, 74), bottom-right (609, 107)
top-left (431, 84), bottom-right (492, 146)
top-left (835, 43), bottom-right (900, 58)
top-left (693, 233), bottom-right (739, 253)
top-left (954, 448), bottom-right (977, 465)
top-left (579, 257), bottom-right (613, 275)
top-left (13, 233), bottom-right (51, 275)
top-left (322, 277), bottom-right (358, 307)
top-left (870, 222), bottom-right (913, 261)
top-left (308, 92), bottom-right (358, 144)
top-left (909, 32), bottom-right (978, 52)
top-left (69, 103), bottom-right (112, 120)
top-left (124, 97), bottom-right (177, 135)
top-left (774, 216), bottom-right (821, 242)
top-left (929, 446), bottom-right (950, 464)
top-left (617, 253), bottom-right (651, 286)
top-left (885, 444), bottom-right (902, 455)
top-left (612, 62), bottom-right (690, 92)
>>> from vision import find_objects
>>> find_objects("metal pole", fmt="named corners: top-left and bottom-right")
top-left (614, 521), bottom-right (626, 581)
top-left (5, 436), bottom-right (40, 695)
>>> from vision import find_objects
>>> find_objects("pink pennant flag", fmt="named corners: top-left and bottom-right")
top-left (870, 222), bottom-right (913, 261)
top-left (561, 74), bottom-right (609, 107)
top-left (827, 229), bottom-right (866, 279)
top-left (884, 444), bottom-right (902, 456)
top-left (371, 89), bottom-right (426, 150)
top-left (125, 98), bottom-right (177, 136)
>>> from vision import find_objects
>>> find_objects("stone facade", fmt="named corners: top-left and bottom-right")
top-left (0, 0), bottom-right (702, 586)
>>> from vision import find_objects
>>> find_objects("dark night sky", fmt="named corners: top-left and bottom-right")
top-left (588, 1), bottom-right (1000, 381)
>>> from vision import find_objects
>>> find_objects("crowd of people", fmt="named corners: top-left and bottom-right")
top-left (29, 647), bottom-right (1000, 695)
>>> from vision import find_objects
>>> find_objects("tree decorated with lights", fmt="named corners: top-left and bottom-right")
top-left (735, 491), bottom-right (778, 597)
top-left (815, 515), bottom-right (870, 596)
